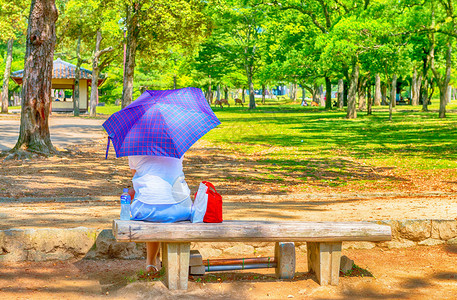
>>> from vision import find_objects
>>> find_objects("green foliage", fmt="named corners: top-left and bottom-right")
top-left (0, 0), bottom-right (28, 41)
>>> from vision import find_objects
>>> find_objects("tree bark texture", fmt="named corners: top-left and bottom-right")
top-left (381, 84), bottom-right (387, 105)
top-left (346, 61), bottom-right (359, 119)
top-left (389, 75), bottom-right (397, 121)
top-left (242, 87), bottom-right (245, 103)
top-left (319, 84), bottom-right (325, 106)
top-left (1, 38), bottom-right (13, 113)
top-left (374, 73), bottom-right (381, 106)
top-left (262, 84), bottom-right (266, 104)
top-left (289, 83), bottom-right (296, 101)
top-left (90, 30), bottom-right (113, 116)
top-left (224, 86), bottom-right (229, 102)
top-left (13, 0), bottom-right (58, 154)
top-left (367, 82), bottom-right (372, 115)
top-left (420, 79), bottom-right (429, 111)
top-left (391, 75), bottom-right (397, 108)
top-left (325, 77), bottom-right (332, 109)
top-left (343, 81), bottom-right (348, 106)
top-left (358, 77), bottom-right (366, 110)
top-left (121, 2), bottom-right (141, 109)
top-left (207, 76), bottom-right (212, 104)
top-left (312, 83), bottom-right (320, 104)
top-left (245, 64), bottom-right (256, 109)
top-left (337, 79), bottom-right (344, 108)
top-left (432, 41), bottom-right (452, 118)
top-left (73, 33), bottom-right (82, 117)
top-left (411, 68), bottom-right (418, 105)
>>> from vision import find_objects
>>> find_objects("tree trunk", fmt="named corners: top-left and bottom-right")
top-left (301, 86), bottom-right (305, 105)
top-left (207, 81), bottom-right (212, 104)
top-left (90, 30), bottom-right (113, 117)
top-left (346, 60), bottom-right (359, 119)
top-left (242, 87), bottom-right (245, 103)
top-left (173, 75), bottom-right (177, 89)
top-left (224, 86), bottom-right (228, 102)
top-left (358, 77), bottom-right (366, 110)
top-left (420, 79), bottom-right (429, 111)
top-left (391, 75), bottom-right (397, 108)
top-left (121, 2), bottom-right (141, 109)
top-left (325, 77), bottom-right (332, 109)
top-left (411, 68), bottom-right (418, 105)
top-left (319, 84), bottom-right (325, 106)
top-left (343, 81), bottom-right (348, 106)
top-left (374, 73), bottom-right (381, 106)
top-left (289, 83), bottom-right (295, 101)
top-left (262, 84), bottom-right (266, 104)
top-left (367, 81), bottom-right (372, 115)
top-left (73, 33), bottom-right (82, 117)
top-left (1, 38), bottom-right (13, 113)
top-left (245, 65), bottom-right (255, 109)
top-left (414, 74), bottom-right (422, 106)
top-left (381, 84), bottom-right (387, 105)
top-left (216, 84), bottom-right (221, 101)
top-left (337, 79), bottom-right (344, 108)
top-left (312, 83), bottom-right (320, 104)
top-left (13, 0), bottom-right (58, 155)
top-left (389, 75), bottom-right (397, 121)
top-left (434, 41), bottom-right (452, 118)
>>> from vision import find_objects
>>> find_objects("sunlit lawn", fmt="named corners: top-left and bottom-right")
top-left (94, 100), bottom-right (457, 173)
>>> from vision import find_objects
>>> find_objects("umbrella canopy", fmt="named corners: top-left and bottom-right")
top-left (103, 87), bottom-right (221, 158)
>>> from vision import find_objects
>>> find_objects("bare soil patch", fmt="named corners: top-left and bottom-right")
top-left (1, 245), bottom-right (457, 299)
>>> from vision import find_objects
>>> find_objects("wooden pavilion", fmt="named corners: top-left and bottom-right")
top-left (10, 58), bottom-right (105, 113)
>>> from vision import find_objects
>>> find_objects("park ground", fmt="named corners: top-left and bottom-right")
top-left (1, 104), bottom-right (457, 298)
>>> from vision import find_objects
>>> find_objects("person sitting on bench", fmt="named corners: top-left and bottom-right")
top-left (128, 155), bottom-right (192, 273)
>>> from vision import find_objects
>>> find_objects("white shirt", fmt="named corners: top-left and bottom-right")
top-left (129, 155), bottom-right (190, 205)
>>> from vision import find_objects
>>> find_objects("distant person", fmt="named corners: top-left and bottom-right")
top-left (301, 99), bottom-right (308, 106)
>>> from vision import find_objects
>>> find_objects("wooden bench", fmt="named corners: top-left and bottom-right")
top-left (113, 220), bottom-right (391, 290)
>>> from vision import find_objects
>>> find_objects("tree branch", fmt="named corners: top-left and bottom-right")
top-left (279, 5), bottom-right (328, 33)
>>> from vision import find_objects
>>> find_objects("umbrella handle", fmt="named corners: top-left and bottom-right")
top-left (105, 136), bottom-right (111, 159)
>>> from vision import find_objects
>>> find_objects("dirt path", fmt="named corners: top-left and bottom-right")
top-left (1, 245), bottom-right (457, 299)
top-left (1, 192), bottom-right (457, 230)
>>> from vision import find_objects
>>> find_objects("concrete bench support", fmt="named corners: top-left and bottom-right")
top-left (307, 242), bottom-right (342, 285)
top-left (274, 242), bottom-right (295, 279)
top-left (162, 242), bottom-right (190, 290)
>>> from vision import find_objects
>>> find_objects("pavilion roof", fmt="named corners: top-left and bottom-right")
top-left (11, 58), bottom-right (105, 85)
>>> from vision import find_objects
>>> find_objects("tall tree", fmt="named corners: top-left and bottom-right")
top-left (0, 0), bottom-right (28, 113)
top-left (89, 29), bottom-right (114, 116)
top-left (11, 0), bottom-right (59, 156)
top-left (121, 0), bottom-right (209, 108)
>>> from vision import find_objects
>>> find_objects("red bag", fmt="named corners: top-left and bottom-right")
top-left (194, 181), bottom-right (223, 223)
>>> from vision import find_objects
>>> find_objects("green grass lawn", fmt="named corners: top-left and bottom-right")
top-left (93, 101), bottom-right (457, 173)
top-left (197, 101), bottom-right (457, 191)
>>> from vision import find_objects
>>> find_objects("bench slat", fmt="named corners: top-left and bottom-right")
top-left (113, 220), bottom-right (391, 243)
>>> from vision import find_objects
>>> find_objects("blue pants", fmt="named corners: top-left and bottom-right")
top-left (130, 197), bottom-right (192, 223)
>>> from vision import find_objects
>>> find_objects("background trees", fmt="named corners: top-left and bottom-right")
top-left (1, 0), bottom-right (456, 122)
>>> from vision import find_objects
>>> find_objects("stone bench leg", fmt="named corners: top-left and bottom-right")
top-left (162, 242), bottom-right (190, 290)
top-left (307, 242), bottom-right (342, 286)
top-left (275, 242), bottom-right (296, 279)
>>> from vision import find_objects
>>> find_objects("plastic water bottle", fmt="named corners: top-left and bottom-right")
top-left (120, 188), bottom-right (131, 220)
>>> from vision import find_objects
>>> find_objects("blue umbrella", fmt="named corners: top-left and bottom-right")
top-left (103, 87), bottom-right (221, 159)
